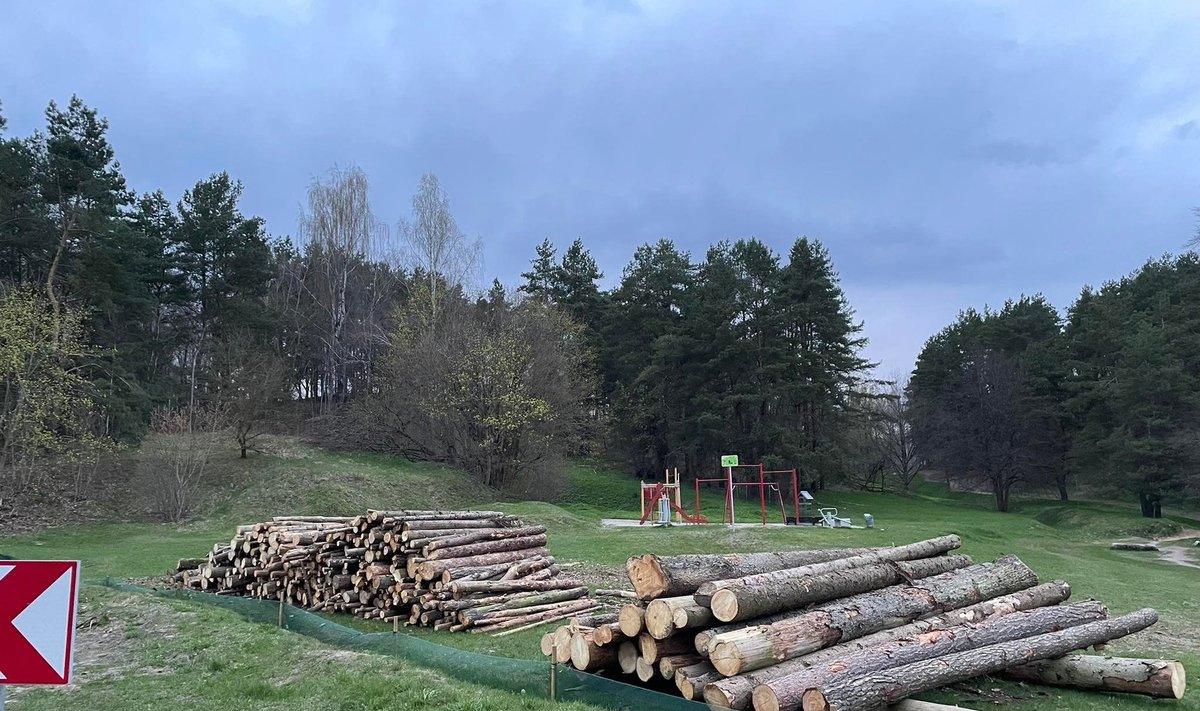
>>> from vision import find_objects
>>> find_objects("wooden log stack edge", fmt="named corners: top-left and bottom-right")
top-left (173, 509), bottom-right (615, 635)
top-left (539, 536), bottom-right (1184, 711)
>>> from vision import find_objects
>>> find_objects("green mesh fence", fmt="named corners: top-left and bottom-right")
top-left (95, 578), bottom-right (710, 711)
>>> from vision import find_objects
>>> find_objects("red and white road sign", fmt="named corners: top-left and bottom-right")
top-left (0, 560), bottom-right (80, 685)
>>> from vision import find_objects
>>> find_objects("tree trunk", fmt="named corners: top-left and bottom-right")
top-left (710, 554), bottom-right (972, 623)
top-left (675, 661), bottom-right (722, 700)
top-left (618, 640), bottom-right (640, 674)
top-left (618, 604), bottom-right (646, 637)
top-left (658, 653), bottom-right (703, 680)
top-left (450, 578), bottom-right (583, 597)
top-left (695, 535), bottom-right (962, 606)
top-left (639, 632), bottom-right (698, 664)
top-left (999, 655), bottom-right (1185, 699)
top-left (1056, 474), bottom-right (1069, 502)
top-left (645, 595), bottom-right (708, 639)
top-left (416, 547), bottom-right (551, 579)
top-left (626, 547), bottom-right (881, 599)
top-left (753, 602), bottom-right (1108, 711)
top-left (592, 622), bottom-right (625, 646)
top-left (425, 534), bottom-right (548, 560)
top-left (423, 526), bottom-right (547, 552)
top-left (570, 631), bottom-right (618, 671)
top-left (673, 602), bottom-right (715, 633)
top-left (802, 609), bottom-right (1159, 711)
top-left (708, 555), bottom-right (1038, 676)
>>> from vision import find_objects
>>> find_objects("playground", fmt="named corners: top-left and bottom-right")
top-left (619, 455), bottom-right (867, 529)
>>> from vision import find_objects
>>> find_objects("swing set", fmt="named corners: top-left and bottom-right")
top-left (637, 458), bottom-right (805, 526)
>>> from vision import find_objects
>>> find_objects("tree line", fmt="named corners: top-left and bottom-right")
top-left (908, 256), bottom-right (1200, 517)
top-left (5, 95), bottom-right (1193, 519)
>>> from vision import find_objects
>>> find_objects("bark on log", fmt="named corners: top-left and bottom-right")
top-left (674, 602), bottom-right (715, 633)
top-left (696, 536), bottom-right (962, 606)
top-left (711, 555), bottom-right (973, 623)
top-left (802, 609), bottom-right (1160, 711)
top-left (416, 548), bottom-right (551, 579)
top-left (423, 526), bottom-right (547, 552)
top-left (450, 578), bottom-right (584, 597)
top-left (627, 547), bottom-right (881, 599)
top-left (752, 602), bottom-right (1109, 711)
top-left (619, 604), bottom-right (647, 637)
top-left (571, 610), bottom-right (620, 628)
top-left (640, 632), bottom-right (699, 664)
top-left (481, 601), bottom-right (600, 635)
top-left (999, 655), bottom-right (1186, 699)
top-left (593, 622), bottom-right (626, 646)
top-left (1110, 542), bottom-right (1159, 551)
top-left (571, 631), bottom-right (619, 671)
top-left (646, 595), bottom-right (704, 639)
top-left (708, 555), bottom-right (1038, 676)
top-left (426, 534), bottom-right (549, 561)
top-left (402, 518), bottom-right (507, 531)
top-left (659, 653), bottom-right (704, 680)
top-left (618, 640), bottom-right (640, 674)
top-left (594, 588), bottom-right (640, 599)
top-left (676, 661), bottom-right (723, 700)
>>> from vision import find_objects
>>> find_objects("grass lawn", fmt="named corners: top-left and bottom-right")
top-left (2, 440), bottom-right (1198, 710)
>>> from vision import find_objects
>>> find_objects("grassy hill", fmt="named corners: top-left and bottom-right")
top-left (2, 438), bottom-right (1197, 710)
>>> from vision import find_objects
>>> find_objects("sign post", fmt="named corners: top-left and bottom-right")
top-left (720, 455), bottom-right (738, 526)
top-left (0, 560), bottom-right (81, 707)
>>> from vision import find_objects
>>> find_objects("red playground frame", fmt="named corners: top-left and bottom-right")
top-left (694, 463), bottom-right (801, 526)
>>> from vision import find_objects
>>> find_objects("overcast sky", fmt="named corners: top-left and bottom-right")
top-left (3, 1), bottom-right (1199, 375)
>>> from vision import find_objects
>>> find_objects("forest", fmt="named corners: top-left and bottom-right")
top-left (1, 96), bottom-right (1197, 519)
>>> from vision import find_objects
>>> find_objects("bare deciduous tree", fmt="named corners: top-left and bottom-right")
top-left (873, 376), bottom-right (924, 491)
top-left (141, 405), bottom-right (225, 522)
top-left (299, 165), bottom-right (387, 412)
top-left (398, 173), bottom-right (480, 321)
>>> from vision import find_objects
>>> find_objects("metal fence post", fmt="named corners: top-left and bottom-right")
top-left (549, 644), bottom-right (558, 701)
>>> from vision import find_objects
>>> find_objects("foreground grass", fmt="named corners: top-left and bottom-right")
top-left (10, 586), bottom-right (590, 711)
top-left (2, 442), bottom-right (1198, 710)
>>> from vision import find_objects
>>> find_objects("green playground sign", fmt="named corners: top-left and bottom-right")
top-left (720, 454), bottom-right (739, 467)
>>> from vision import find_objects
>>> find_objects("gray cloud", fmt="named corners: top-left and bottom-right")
top-left (2, 0), bottom-right (1199, 374)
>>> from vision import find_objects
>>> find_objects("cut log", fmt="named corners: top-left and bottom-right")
top-left (695, 535), bottom-right (962, 606)
top-left (500, 556), bottom-right (557, 581)
top-left (571, 631), bottom-right (619, 671)
top-left (553, 626), bottom-right (574, 663)
top-left (676, 661), bottom-right (723, 700)
top-left (659, 653), bottom-right (703, 680)
top-left (626, 547), bottom-right (881, 599)
top-left (636, 656), bottom-right (657, 682)
top-left (540, 631), bottom-right (558, 657)
top-left (708, 555), bottom-right (1038, 676)
top-left (473, 600), bottom-right (598, 633)
top-left (802, 609), bottom-right (1160, 711)
top-left (1110, 542), bottom-right (1160, 551)
top-left (674, 602), bottom-right (715, 632)
top-left (618, 640), bottom-right (640, 674)
top-left (426, 534), bottom-right (549, 561)
top-left (619, 604), bottom-right (646, 637)
top-left (592, 622), bottom-right (626, 646)
top-left (645, 595), bottom-right (704, 639)
top-left (594, 588), bottom-right (640, 599)
top-left (402, 518), bottom-right (507, 531)
top-left (752, 601), bottom-right (1109, 711)
top-left (711, 554), bottom-right (972, 623)
top-left (999, 655), bottom-right (1185, 699)
top-left (640, 632), bottom-right (699, 664)
top-left (450, 577), bottom-right (583, 597)
top-left (417, 547), bottom-right (552, 578)
top-left (571, 610), bottom-right (620, 628)
top-left (423, 525), bottom-right (547, 552)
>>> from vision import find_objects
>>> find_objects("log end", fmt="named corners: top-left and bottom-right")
top-left (635, 656), bottom-right (656, 682)
top-left (539, 631), bottom-right (556, 657)
top-left (617, 641), bottom-right (639, 674)
top-left (703, 682), bottom-right (736, 711)
top-left (708, 641), bottom-right (743, 677)
top-left (569, 632), bottom-right (590, 670)
top-left (618, 604), bottom-right (646, 638)
top-left (710, 588), bottom-right (740, 623)
top-left (626, 554), bottom-right (668, 600)
top-left (801, 688), bottom-right (830, 711)
top-left (1170, 660), bottom-right (1187, 700)
top-left (752, 684), bottom-right (782, 711)
top-left (645, 599), bottom-right (676, 639)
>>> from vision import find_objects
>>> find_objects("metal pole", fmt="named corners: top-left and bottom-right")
top-left (1, 683), bottom-right (6, 710)
top-left (278, 596), bottom-right (284, 628)
top-left (792, 469), bottom-right (801, 523)
top-left (550, 644), bottom-right (559, 700)
top-left (759, 463), bottom-right (766, 526)
top-left (726, 466), bottom-right (735, 526)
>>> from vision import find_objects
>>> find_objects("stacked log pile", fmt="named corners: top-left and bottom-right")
top-left (541, 535), bottom-right (1187, 710)
top-left (174, 510), bottom-right (611, 634)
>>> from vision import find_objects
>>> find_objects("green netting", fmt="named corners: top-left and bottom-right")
top-left (95, 578), bottom-right (710, 711)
